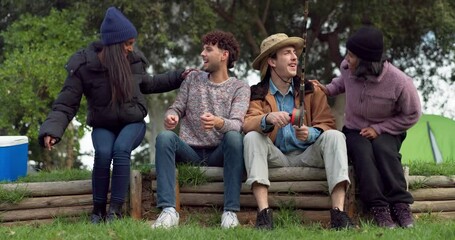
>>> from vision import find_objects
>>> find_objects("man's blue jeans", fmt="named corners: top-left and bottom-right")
top-left (155, 130), bottom-right (244, 212)
top-left (91, 121), bottom-right (146, 205)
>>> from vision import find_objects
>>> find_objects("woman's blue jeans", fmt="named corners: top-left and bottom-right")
top-left (155, 130), bottom-right (245, 212)
top-left (91, 121), bottom-right (146, 205)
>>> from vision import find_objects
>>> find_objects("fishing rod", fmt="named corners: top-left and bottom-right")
top-left (291, 0), bottom-right (309, 127)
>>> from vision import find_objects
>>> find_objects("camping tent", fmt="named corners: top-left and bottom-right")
top-left (400, 114), bottom-right (455, 164)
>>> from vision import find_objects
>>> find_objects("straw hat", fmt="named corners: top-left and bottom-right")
top-left (252, 33), bottom-right (304, 79)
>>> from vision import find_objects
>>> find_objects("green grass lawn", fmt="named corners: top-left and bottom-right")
top-left (0, 215), bottom-right (454, 240)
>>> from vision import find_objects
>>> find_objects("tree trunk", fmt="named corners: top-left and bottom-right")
top-left (65, 122), bottom-right (75, 169)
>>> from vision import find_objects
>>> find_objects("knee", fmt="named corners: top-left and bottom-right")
top-left (244, 131), bottom-right (263, 145)
top-left (156, 130), bottom-right (177, 146)
top-left (223, 131), bottom-right (243, 147)
top-left (322, 129), bottom-right (345, 139)
top-left (95, 145), bottom-right (113, 160)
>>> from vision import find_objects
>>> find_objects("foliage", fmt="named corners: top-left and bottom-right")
top-left (13, 169), bottom-right (91, 183)
top-left (1, 1), bottom-right (454, 167)
top-left (0, 8), bottom-right (96, 168)
top-left (0, 185), bottom-right (30, 204)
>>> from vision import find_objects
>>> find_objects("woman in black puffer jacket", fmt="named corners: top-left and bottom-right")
top-left (38, 7), bottom-right (187, 224)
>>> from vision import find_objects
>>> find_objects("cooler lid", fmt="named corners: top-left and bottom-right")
top-left (0, 136), bottom-right (29, 147)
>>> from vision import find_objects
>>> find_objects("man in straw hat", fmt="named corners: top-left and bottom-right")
top-left (243, 33), bottom-right (355, 230)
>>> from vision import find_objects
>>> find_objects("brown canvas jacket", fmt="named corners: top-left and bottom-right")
top-left (243, 76), bottom-right (336, 142)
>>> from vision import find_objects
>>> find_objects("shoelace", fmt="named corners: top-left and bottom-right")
top-left (222, 212), bottom-right (237, 226)
top-left (338, 212), bottom-right (354, 225)
top-left (156, 210), bottom-right (175, 223)
top-left (394, 205), bottom-right (411, 220)
top-left (372, 208), bottom-right (393, 223)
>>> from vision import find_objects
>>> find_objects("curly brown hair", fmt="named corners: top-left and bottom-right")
top-left (202, 30), bottom-right (240, 69)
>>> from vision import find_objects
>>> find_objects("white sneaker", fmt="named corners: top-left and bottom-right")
top-left (151, 208), bottom-right (179, 229)
top-left (221, 211), bottom-right (239, 229)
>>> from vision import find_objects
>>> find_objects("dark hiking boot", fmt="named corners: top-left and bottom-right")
top-left (371, 206), bottom-right (397, 228)
top-left (255, 208), bottom-right (273, 230)
top-left (391, 203), bottom-right (414, 228)
top-left (90, 212), bottom-right (105, 224)
top-left (106, 202), bottom-right (123, 222)
top-left (90, 202), bottom-right (106, 224)
top-left (330, 208), bottom-right (356, 230)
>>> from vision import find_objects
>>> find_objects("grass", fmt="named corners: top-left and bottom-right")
top-left (176, 164), bottom-right (209, 187)
top-left (405, 161), bottom-right (455, 176)
top-left (0, 211), bottom-right (454, 240)
top-left (12, 169), bottom-right (91, 183)
top-left (0, 185), bottom-right (30, 204)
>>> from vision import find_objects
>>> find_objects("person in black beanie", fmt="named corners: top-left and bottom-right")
top-left (312, 25), bottom-right (421, 228)
top-left (38, 7), bottom-right (192, 224)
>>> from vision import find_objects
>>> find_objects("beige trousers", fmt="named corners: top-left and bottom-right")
top-left (244, 130), bottom-right (350, 194)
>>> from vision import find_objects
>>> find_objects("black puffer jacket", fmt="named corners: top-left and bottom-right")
top-left (38, 41), bottom-right (184, 147)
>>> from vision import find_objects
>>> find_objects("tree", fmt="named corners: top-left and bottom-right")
top-left (0, 8), bottom-right (95, 169)
top-left (1, 1), bottom-right (454, 168)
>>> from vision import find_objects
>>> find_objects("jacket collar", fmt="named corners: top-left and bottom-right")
top-left (250, 75), bottom-right (314, 101)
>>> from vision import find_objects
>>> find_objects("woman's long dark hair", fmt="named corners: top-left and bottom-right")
top-left (353, 55), bottom-right (387, 79)
top-left (101, 43), bottom-right (133, 106)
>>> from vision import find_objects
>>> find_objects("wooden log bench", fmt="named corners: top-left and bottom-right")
top-left (0, 180), bottom-right (95, 226)
top-left (140, 166), bottom-right (357, 224)
top-left (408, 175), bottom-right (455, 219)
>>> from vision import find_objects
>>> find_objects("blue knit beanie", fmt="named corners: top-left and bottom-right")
top-left (100, 7), bottom-right (138, 46)
top-left (346, 26), bottom-right (383, 62)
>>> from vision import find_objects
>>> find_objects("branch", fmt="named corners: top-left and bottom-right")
top-left (261, 0), bottom-right (270, 24)
top-left (208, 0), bottom-right (234, 23)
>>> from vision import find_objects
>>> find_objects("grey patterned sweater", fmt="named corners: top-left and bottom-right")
top-left (165, 70), bottom-right (251, 147)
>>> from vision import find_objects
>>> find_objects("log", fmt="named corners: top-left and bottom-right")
top-left (0, 194), bottom-right (92, 211)
top-left (408, 176), bottom-right (455, 188)
top-left (130, 170), bottom-right (142, 219)
top-left (411, 200), bottom-right (455, 213)
top-left (150, 167), bottom-right (327, 181)
top-left (175, 193), bottom-right (331, 209)
top-left (411, 188), bottom-right (455, 201)
top-left (0, 180), bottom-right (93, 197)
top-left (0, 216), bottom-right (81, 226)
top-left (0, 205), bottom-right (92, 222)
top-left (196, 167), bottom-right (327, 181)
top-left (157, 181), bottom-right (328, 194)
top-left (415, 211), bottom-right (455, 219)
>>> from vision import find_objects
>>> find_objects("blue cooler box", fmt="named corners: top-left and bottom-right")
top-left (0, 136), bottom-right (28, 181)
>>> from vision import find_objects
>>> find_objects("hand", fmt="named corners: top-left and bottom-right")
top-left (360, 127), bottom-right (378, 139)
top-left (44, 135), bottom-right (57, 151)
top-left (200, 112), bottom-right (224, 130)
top-left (293, 125), bottom-right (309, 141)
top-left (265, 111), bottom-right (290, 128)
top-left (164, 114), bottom-right (179, 130)
top-left (181, 68), bottom-right (198, 79)
top-left (309, 79), bottom-right (328, 95)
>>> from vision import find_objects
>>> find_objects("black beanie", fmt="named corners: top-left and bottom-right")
top-left (346, 26), bottom-right (384, 62)
top-left (100, 7), bottom-right (138, 46)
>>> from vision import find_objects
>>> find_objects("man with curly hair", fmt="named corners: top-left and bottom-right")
top-left (151, 30), bottom-right (250, 229)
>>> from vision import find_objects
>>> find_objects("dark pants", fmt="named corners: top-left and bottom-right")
top-left (343, 127), bottom-right (413, 208)
top-left (91, 121), bottom-right (146, 205)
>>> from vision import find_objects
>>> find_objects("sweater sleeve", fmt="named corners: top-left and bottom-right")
top-left (165, 71), bottom-right (193, 118)
top-left (326, 60), bottom-right (349, 96)
top-left (217, 82), bottom-right (251, 133)
top-left (371, 76), bottom-right (422, 135)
